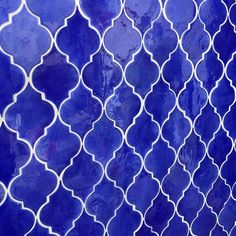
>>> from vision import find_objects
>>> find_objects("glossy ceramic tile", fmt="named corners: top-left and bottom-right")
top-left (0, 0), bottom-right (236, 235)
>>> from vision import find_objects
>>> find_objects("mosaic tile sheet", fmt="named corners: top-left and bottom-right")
top-left (0, 0), bottom-right (236, 235)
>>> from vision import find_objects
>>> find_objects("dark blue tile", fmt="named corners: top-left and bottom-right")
top-left (85, 114), bottom-right (122, 166)
top-left (127, 168), bottom-right (159, 213)
top-left (106, 81), bottom-right (141, 131)
top-left (108, 201), bottom-right (141, 236)
top-left (104, 12), bottom-right (141, 67)
top-left (127, 110), bottom-right (159, 157)
top-left (57, 9), bottom-right (100, 71)
top-left (27, 0), bottom-right (75, 34)
top-left (63, 148), bottom-right (103, 201)
top-left (144, 14), bottom-right (178, 66)
top-left (0, 6), bottom-right (51, 74)
top-left (86, 176), bottom-right (123, 225)
top-left (36, 118), bottom-right (81, 174)
top-left (5, 85), bottom-right (54, 144)
top-left (33, 46), bottom-right (78, 107)
top-left (126, 47), bottom-right (159, 97)
top-left (0, 0), bottom-right (21, 25)
top-left (40, 184), bottom-right (82, 235)
top-left (83, 47), bottom-right (122, 103)
top-left (0, 51), bottom-right (25, 115)
top-left (10, 156), bottom-right (57, 212)
top-left (125, 0), bottom-right (161, 34)
top-left (60, 82), bottom-right (102, 138)
top-left (107, 143), bottom-right (142, 191)
top-left (0, 123), bottom-right (30, 185)
top-left (80, 0), bottom-right (121, 34)
top-left (192, 205), bottom-right (216, 236)
top-left (0, 197), bottom-right (34, 235)
top-left (67, 211), bottom-right (104, 236)
top-left (178, 184), bottom-right (204, 224)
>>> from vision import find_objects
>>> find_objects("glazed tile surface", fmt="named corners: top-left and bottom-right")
top-left (0, 0), bottom-right (236, 235)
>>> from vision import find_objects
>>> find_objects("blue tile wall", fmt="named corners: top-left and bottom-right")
top-left (0, 0), bottom-right (236, 235)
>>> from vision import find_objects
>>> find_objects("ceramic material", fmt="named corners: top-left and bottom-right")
top-left (0, 0), bottom-right (235, 235)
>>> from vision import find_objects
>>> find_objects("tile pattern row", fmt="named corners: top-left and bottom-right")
top-left (0, 0), bottom-right (236, 235)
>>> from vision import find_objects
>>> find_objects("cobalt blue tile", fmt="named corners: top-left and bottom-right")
top-left (208, 127), bottom-right (232, 167)
top-left (136, 223), bottom-right (156, 236)
top-left (85, 113), bottom-right (122, 166)
top-left (125, 0), bottom-right (161, 34)
top-left (107, 201), bottom-right (141, 236)
top-left (219, 197), bottom-right (236, 233)
top-left (144, 14), bottom-right (178, 66)
top-left (104, 12), bottom-right (141, 67)
top-left (145, 192), bottom-right (174, 235)
top-left (177, 184), bottom-right (204, 224)
top-left (32, 46), bottom-right (78, 107)
top-left (0, 123), bottom-right (30, 186)
top-left (0, 0), bottom-right (21, 25)
top-left (145, 137), bottom-right (175, 181)
top-left (163, 47), bottom-right (192, 94)
top-left (127, 110), bottom-right (159, 157)
top-left (179, 77), bottom-right (207, 121)
top-left (230, 226), bottom-right (236, 236)
top-left (196, 48), bottom-right (223, 92)
top-left (221, 150), bottom-right (236, 187)
top-left (195, 102), bottom-right (220, 144)
top-left (214, 20), bottom-right (236, 64)
top-left (162, 162), bottom-right (190, 204)
top-left (67, 211), bottom-right (104, 236)
top-left (165, 0), bottom-right (196, 35)
top-left (80, 0), bottom-right (121, 34)
top-left (0, 197), bottom-right (34, 235)
top-left (36, 118), bottom-right (81, 174)
top-left (0, 50), bottom-right (25, 115)
top-left (224, 102), bottom-right (236, 139)
top-left (106, 81), bottom-right (141, 131)
top-left (193, 154), bottom-right (218, 195)
top-left (0, 1), bottom-right (236, 234)
top-left (60, 82), bottom-right (102, 138)
top-left (192, 205), bottom-right (216, 236)
top-left (223, 0), bottom-right (235, 8)
top-left (227, 53), bottom-right (236, 86)
top-left (27, 0), bottom-right (75, 34)
top-left (162, 214), bottom-right (188, 236)
top-left (0, 6), bottom-right (51, 74)
top-left (207, 177), bottom-right (230, 214)
top-left (86, 176), bottom-right (123, 225)
top-left (211, 76), bottom-right (235, 116)
top-left (0, 183), bottom-right (5, 205)
top-left (230, 4), bottom-right (236, 31)
top-left (63, 148), bottom-right (103, 201)
top-left (27, 222), bottom-right (56, 236)
top-left (145, 77), bottom-right (176, 125)
top-left (10, 156), bottom-right (57, 212)
top-left (126, 47), bottom-right (159, 98)
top-left (179, 131), bottom-right (205, 174)
top-left (82, 46), bottom-right (122, 103)
top-left (211, 224), bottom-right (227, 236)
top-left (56, 9), bottom-right (100, 71)
top-left (233, 184), bottom-right (236, 199)
top-left (162, 107), bottom-right (191, 151)
top-left (40, 184), bottom-right (82, 235)
top-left (5, 85), bottom-right (54, 145)
top-left (107, 143), bottom-right (142, 191)
top-left (182, 18), bottom-right (210, 65)
top-left (199, 0), bottom-right (227, 37)
top-left (127, 168), bottom-right (159, 213)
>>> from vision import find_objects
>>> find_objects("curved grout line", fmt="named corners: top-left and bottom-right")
top-left (0, 0), bottom-right (235, 235)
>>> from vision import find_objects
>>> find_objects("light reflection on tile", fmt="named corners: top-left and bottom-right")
top-left (0, 0), bottom-right (235, 235)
